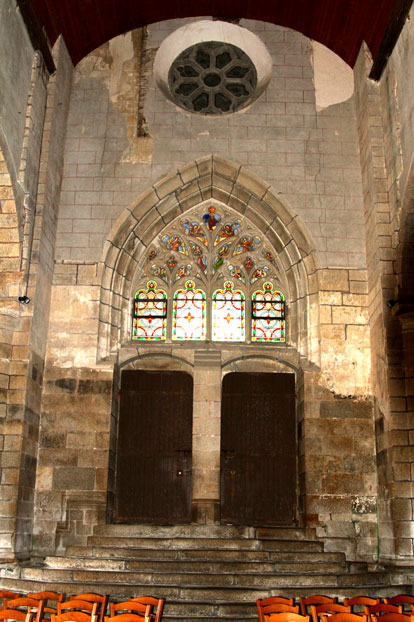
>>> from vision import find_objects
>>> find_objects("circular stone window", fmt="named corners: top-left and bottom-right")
top-left (153, 21), bottom-right (273, 115)
top-left (169, 41), bottom-right (257, 114)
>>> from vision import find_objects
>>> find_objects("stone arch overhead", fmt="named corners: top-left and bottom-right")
top-left (118, 351), bottom-right (194, 374)
top-left (98, 155), bottom-right (321, 364)
top-left (222, 352), bottom-right (301, 377)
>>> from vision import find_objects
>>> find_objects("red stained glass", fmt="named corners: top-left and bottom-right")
top-left (252, 282), bottom-right (285, 342)
top-left (132, 280), bottom-right (167, 341)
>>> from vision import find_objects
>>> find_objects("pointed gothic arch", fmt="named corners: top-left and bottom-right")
top-left (98, 155), bottom-right (320, 363)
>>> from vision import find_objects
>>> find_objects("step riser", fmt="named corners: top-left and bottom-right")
top-left (65, 548), bottom-right (343, 563)
top-left (20, 569), bottom-right (352, 586)
top-left (45, 557), bottom-right (347, 574)
top-left (87, 537), bottom-right (323, 552)
top-left (92, 526), bottom-right (317, 541)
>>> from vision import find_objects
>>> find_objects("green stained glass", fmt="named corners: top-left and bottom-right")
top-left (172, 280), bottom-right (206, 341)
top-left (212, 281), bottom-right (245, 341)
top-left (132, 280), bottom-right (167, 341)
top-left (251, 282), bottom-right (285, 342)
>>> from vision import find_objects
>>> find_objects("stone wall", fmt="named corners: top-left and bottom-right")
top-left (0, 0), bottom-right (36, 191)
top-left (27, 18), bottom-right (380, 560)
top-left (55, 19), bottom-right (366, 270)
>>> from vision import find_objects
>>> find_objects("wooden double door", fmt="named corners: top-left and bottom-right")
top-left (115, 369), bottom-right (296, 525)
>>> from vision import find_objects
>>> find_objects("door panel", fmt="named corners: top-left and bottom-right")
top-left (220, 372), bottom-right (296, 525)
top-left (116, 369), bottom-right (193, 523)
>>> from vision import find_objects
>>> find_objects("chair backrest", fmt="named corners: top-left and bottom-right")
top-left (259, 604), bottom-right (299, 622)
top-left (52, 612), bottom-right (99, 622)
top-left (0, 610), bottom-right (33, 622)
top-left (70, 595), bottom-right (108, 622)
top-left (105, 615), bottom-right (152, 622)
top-left (110, 604), bottom-right (149, 616)
top-left (344, 599), bottom-right (380, 614)
top-left (6, 598), bottom-right (44, 622)
top-left (127, 598), bottom-right (164, 622)
top-left (28, 593), bottom-right (65, 618)
top-left (263, 614), bottom-right (310, 622)
top-left (311, 604), bottom-right (351, 622)
top-left (58, 602), bottom-right (99, 616)
top-left (384, 597), bottom-right (414, 613)
top-left (364, 604), bottom-right (401, 621)
top-left (257, 598), bottom-right (296, 619)
top-left (300, 598), bottom-right (338, 617)
top-left (0, 593), bottom-right (22, 611)
top-left (319, 615), bottom-right (368, 622)
top-left (370, 615), bottom-right (414, 622)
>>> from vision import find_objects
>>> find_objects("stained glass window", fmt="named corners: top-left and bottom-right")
top-left (132, 205), bottom-right (287, 344)
top-left (212, 281), bottom-right (245, 341)
top-left (173, 280), bottom-right (206, 341)
top-left (251, 282), bottom-right (285, 342)
top-left (132, 280), bottom-right (167, 341)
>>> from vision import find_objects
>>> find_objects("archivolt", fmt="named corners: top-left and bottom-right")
top-left (98, 155), bottom-right (320, 363)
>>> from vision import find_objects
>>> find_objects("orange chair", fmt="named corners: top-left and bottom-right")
top-left (0, 594), bottom-right (22, 611)
top-left (52, 609), bottom-right (99, 622)
top-left (28, 593), bottom-right (65, 620)
top-left (300, 598), bottom-right (338, 617)
top-left (6, 598), bottom-right (44, 622)
top-left (0, 609), bottom-right (33, 622)
top-left (127, 598), bottom-right (164, 622)
top-left (319, 614), bottom-right (368, 622)
top-left (311, 603), bottom-right (351, 622)
top-left (58, 601), bottom-right (99, 619)
top-left (344, 599), bottom-right (380, 614)
top-left (109, 603), bottom-right (151, 621)
top-left (384, 598), bottom-right (414, 614)
top-left (261, 614), bottom-right (309, 622)
top-left (364, 604), bottom-right (401, 622)
top-left (258, 603), bottom-right (299, 622)
top-left (69, 595), bottom-right (108, 622)
top-left (105, 615), bottom-right (151, 622)
top-left (370, 615), bottom-right (413, 622)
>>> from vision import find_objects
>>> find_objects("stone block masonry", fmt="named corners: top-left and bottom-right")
top-left (56, 18), bottom-right (366, 272)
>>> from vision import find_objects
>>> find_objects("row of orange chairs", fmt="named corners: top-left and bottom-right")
top-left (0, 592), bottom-right (164, 622)
top-left (257, 595), bottom-right (414, 622)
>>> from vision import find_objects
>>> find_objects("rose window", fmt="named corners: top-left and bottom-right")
top-left (168, 42), bottom-right (257, 114)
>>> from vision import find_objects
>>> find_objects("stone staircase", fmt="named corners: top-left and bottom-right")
top-left (1, 525), bottom-right (413, 622)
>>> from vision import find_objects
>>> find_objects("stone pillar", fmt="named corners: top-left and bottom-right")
top-left (191, 350), bottom-right (222, 523)
top-left (390, 305), bottom-right (414, 554)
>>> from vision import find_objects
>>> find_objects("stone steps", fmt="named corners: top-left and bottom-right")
top-left (0, 525), bottom-right (412, 622)
top-left (44, 556), bottom-right (348, 574)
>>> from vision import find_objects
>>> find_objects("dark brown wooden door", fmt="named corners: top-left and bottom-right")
top-left (220, 372), bottom-right (296, 525)
top-left (116, 370), bottom-right (193, 523)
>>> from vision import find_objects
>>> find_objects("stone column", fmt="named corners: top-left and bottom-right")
top-left (191, 350), bottom-right (222, 523)
top-left (391, 305), bottom-right (414, 553)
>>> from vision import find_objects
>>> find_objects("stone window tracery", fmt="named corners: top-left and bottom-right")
top-left (132, 204), bottom-right (286, 343)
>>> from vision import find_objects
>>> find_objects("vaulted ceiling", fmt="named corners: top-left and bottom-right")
top-left (28, 0), bottom-right (409, 72)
